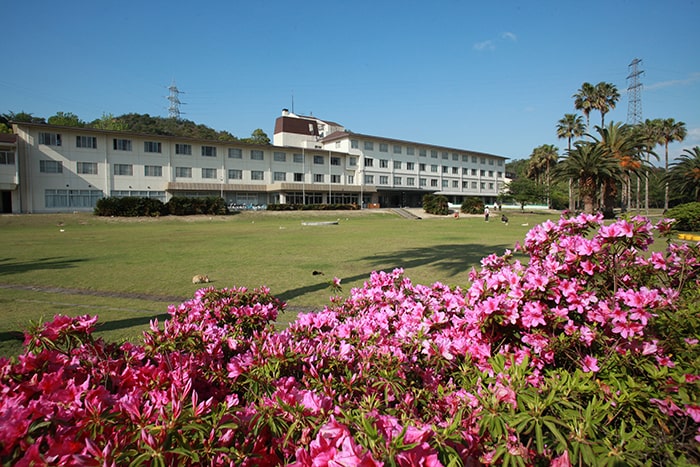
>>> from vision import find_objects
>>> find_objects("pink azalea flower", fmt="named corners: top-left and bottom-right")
top-left (582, 355), bottom-right (599, 373)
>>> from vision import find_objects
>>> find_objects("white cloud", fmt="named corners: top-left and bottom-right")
top-left (646, 72), bottom-right (700, 91)
top-left (501, 32), bottom-right (517, 42)
top-left (473, 40), bottom-right (495, 51)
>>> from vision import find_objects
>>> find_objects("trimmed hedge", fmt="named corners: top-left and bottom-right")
top-left (667, 202), bottom-right (700, 232)
top-left (94, 196), bottom-right (227, 217)
top-left (266, 204), bottom-right (359, 211)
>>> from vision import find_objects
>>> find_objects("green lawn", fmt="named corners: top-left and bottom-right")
top-left (0, 208), bottom-right (670, 357)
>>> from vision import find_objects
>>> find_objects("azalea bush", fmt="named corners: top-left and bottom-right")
top-left (1, 213), bottom-right (699, 466)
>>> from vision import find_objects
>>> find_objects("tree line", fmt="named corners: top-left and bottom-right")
top-left (0, 111), bottom-right (271, 145)
top-left (505, 81), bottom-right (699, 214)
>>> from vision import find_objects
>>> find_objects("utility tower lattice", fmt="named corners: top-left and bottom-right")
top-left (167, 81), bottom-right (185, 120)
top-left (626, 58), bottom-right (643, 124)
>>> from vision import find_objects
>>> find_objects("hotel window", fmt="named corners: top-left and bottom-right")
top-left (314, 174), bottom-right (324, 183)
top-left (251, 170), bottom-right (264, 180)
top-left (472, 169), bottom-right (477, 176)
top-left (39, 132), bottom-right (62, 146)
top-left (393, 145), bottom-right (402, 154)
top-left (452, 167), bottom-right (459, 175)
top-left (113, 164), bottom-right (133, 176)
top-left (497, 171), bottom-right (503, 178)
top-left (431, 179), bottom-right (438, 187)
top-left (228, 148), bottom-right (242, 159)
top-left (406, 147), bottom-right (415, 156)
top-left (331, 156), bottom-right (341, 166)
top-left (251, 150), bottom-right (264, 160)
top-left (144, 165), bottom-right (162, 177)
top-left (229, 169), bottom-right (242, 179)
top-left (351, 140), bottom-right (359, 149)
top-left (393, 176), bottom-right (402, 185)
top-left (419, 178), bottom-right (426, 187)
top-left (471, 181), bottom-right (477, 189)
top-left (497, 160), bottom-right (503, 166)
top-left (472, 156), bottom-right (478, 163)
top-left (393, 160), bottom-right (401, 169)
top-left (452, 180), bottom-right (459, 188)
top-left (113, 138), bottom-right (131, 151)
top-left (489, 182), bottom-right (494, 189)
top-left (0, 151), bottom-right (15, 165)
top-left (480, 182), bottom-right (486, 189)
top-left (363, 141), bottom-right (374, 150)
top-left (462, 181), bottom-right (469, 189)
top-left (364, 158), bottom-right (373, 167)
top-left (77, 162), bottom-right (98, 175)
top-left (489, 159), bottom-right (494, 165)
top-left (176, 143), bottom-right (192, 155)
top-left (379, 143), bottom-right (388, 152)
top-left (442, 180), bottom-right (449, 188)
top-left (365, 175), bottom-right (374, 184)
top-left (273, 171), bottom-right (286, 181)
top-left (419, 149), bottom-right (427, 157)
top-left (481, 157), bottom-right (486, 164)
top-left (202, 146), bottom-right (217, 157)
top-left (430, 150), bottom-right (438, 158)
top-left (379, 159), bottom-right (388, 168)
top-left (76, 135), bottom-right (97, 148)
top-left (39, 160), bottom-right (63, 173)
top-left (379, 176), bottom-right (388, 185)
top-left (452, 153), bottom-right (459, 161)
top-left (313, 155), bottom-right (324, 164)
top-left (462, 155), bottom-right (468, 162)
top-left (144, 141), bottom-right (162, 153)
top-left (348, 157), bottom-right (357, 167)
top-left (481, 170), bottom-right (486, 176)
top-left (489, 170), bottom-right (494, 177)
top-left (407, 177), bottom-right (415, 186)
top-left (406, 162), bottom-right (414, 170)
top-left (347, 175), bottom-right (354, 184)
top-left (419, 163), bottom-right (426, 171)
top-left (442, 166), bottom-right (448, 173)
top-left (273, 151), bottom-right (286, 162)
top-left (293, 153), bottom-right (304, 163)
top-left (175, 167), bottom-right (192, 178)
top-left (331, 174), bottom-right (341, 183)
top-left (294, 173), bottom-right (303, 182)
top-left (430, 165), bottom-right (438, 173)
top-left (202, 168), bottom-right (217, 179)
top-left (442, 152), bottom-right (448, 160)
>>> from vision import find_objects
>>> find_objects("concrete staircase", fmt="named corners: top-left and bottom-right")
top-left (391, 208), bottom-right (422, 220)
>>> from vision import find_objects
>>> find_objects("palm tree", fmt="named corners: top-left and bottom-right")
top-left (590, 122), bottom-right (644, 217)
top-left (657, 118), bottom-right (688, 210)
top-left (556, 114), bottom-right (586, 210)
top-left (666, 146), bottom-right (700, 202)
top-left (553, 141), bottom-right (618, 214)
top-left (636, 119), bottom-right (662, 213)
top-left (593, 82), bottom-right (620, 127)
top-left (526, 145), bottom-right (559, 208)
top-left (573, 82), bottom-right (596, 131)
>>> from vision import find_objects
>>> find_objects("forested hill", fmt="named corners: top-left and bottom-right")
top-left (1, 111), bottom-right (271, 144)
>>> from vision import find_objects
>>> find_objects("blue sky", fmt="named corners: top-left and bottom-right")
top-left (3, 0), bottom-right (699, 163)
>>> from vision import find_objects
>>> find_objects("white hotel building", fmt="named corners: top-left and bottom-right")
top-left (1, 111), bottom-right (507, 213)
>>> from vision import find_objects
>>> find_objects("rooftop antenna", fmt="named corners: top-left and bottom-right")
top-left (167, 80), bottom-right (185, 120)
top-left (291, 91), bottom-right (294, 114)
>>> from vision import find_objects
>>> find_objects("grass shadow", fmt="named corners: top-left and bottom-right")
top-left (0, 257), bottom-right (86, 276)
top-left (97, 313), bottom-right (170, 333)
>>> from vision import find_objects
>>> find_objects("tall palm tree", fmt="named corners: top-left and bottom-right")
top-left (657, 118), bottom-right (688, 210)
top-left (593, 82), bottom-right (620, 127)
top-left (666, 146), bottom-right (700, 202)
top-left (557, 114), bottom-right (586, 210)
top-left (527, 145), bottom-right (559, 207)
top-left (573, 82), bottom-right (596, 131)
top-left (590, 122), bottom-right (644, 217)
top-left (635, 119), bottom-right (661, 213)
top-left (553, 141), bottom-right (618, 214)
